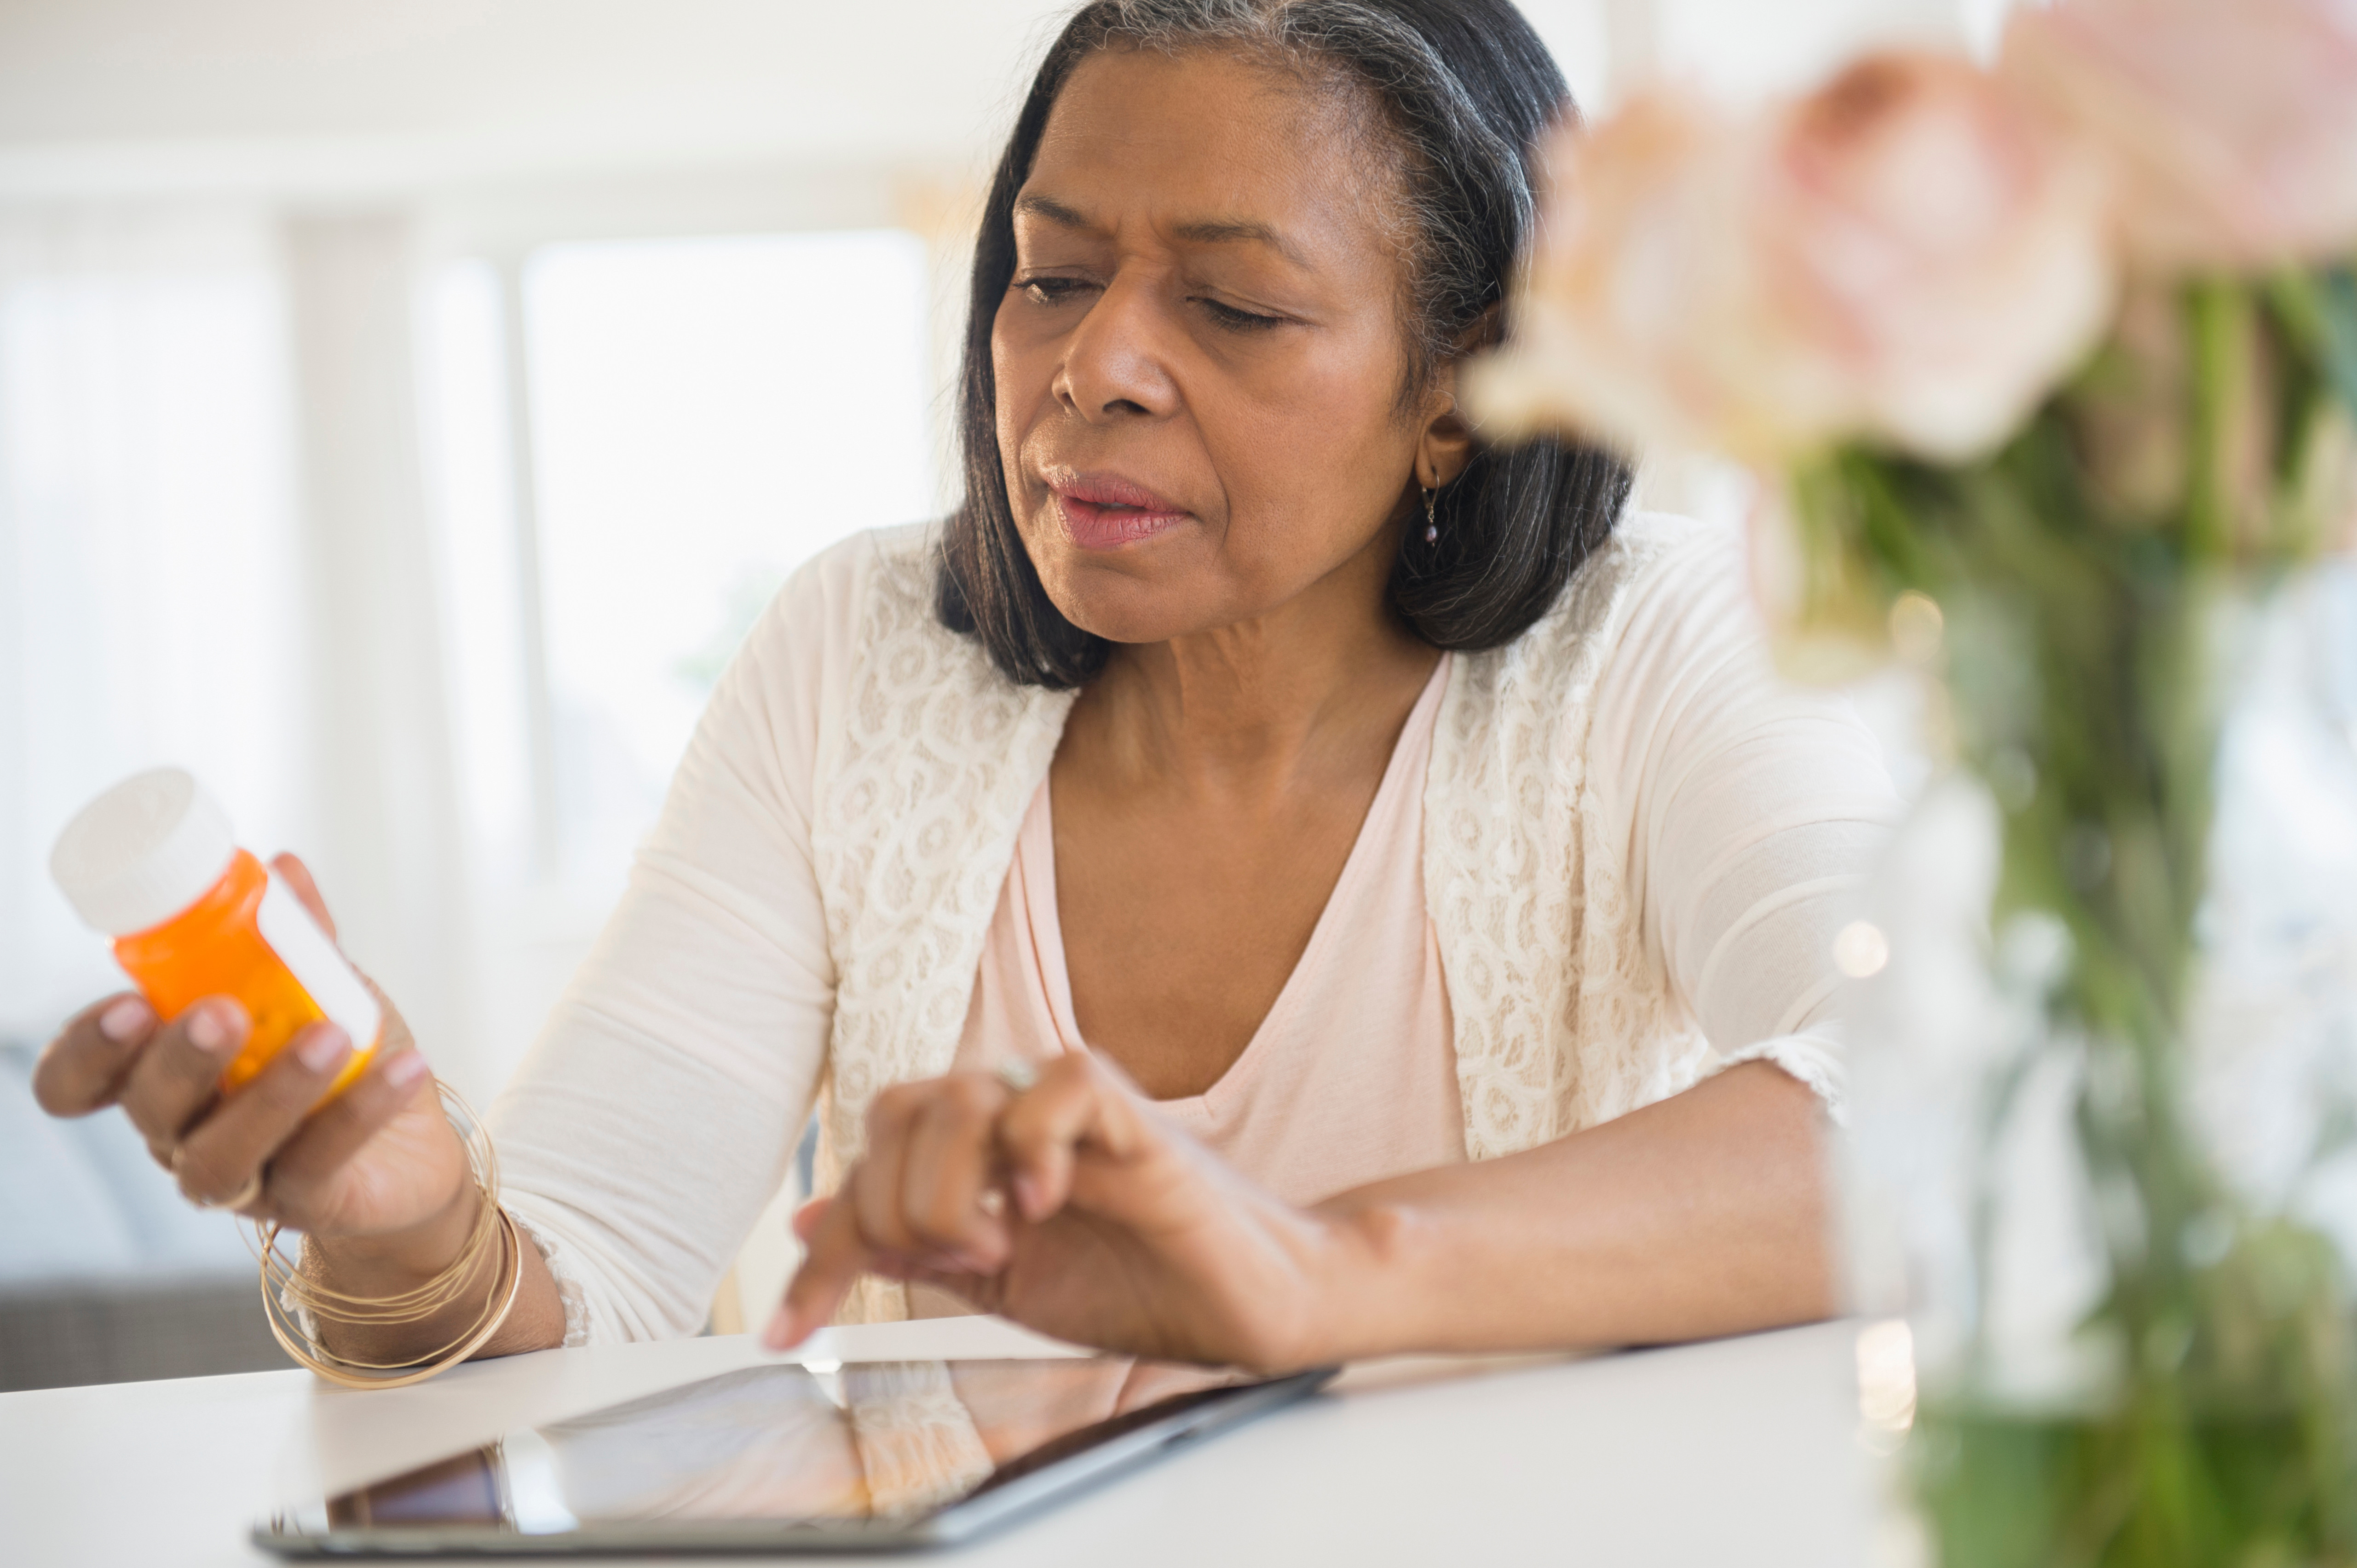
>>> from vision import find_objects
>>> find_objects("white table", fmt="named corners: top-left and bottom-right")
top-left (0, 1316), bottom-right (1872, 1566)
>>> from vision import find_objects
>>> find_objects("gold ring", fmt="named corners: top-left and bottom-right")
top-left (209, 1171), bottom-right (266, 1211)
top-left (172, 1146), bottom-right (265, 1211)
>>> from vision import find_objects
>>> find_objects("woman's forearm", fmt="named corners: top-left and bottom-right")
top-left (1308, 1061), bottom-right (1836, 1360)
top-left (300, 1192), bottom-right (570, 1364)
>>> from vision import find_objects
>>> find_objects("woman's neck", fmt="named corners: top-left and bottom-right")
top-left (1069, 540), bottom-right (1439, 798)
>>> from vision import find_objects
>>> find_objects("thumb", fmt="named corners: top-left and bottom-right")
top-left (270, 852), bottom-right (338, 942)
top-left (792, 1196), bottom-right (831, 1245)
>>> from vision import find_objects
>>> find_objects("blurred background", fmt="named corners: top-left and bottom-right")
top-left (0, 0), bottom-right (1998, 1387)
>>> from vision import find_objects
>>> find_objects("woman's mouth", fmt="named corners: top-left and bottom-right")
top-left (1047, 472), bottom-right (1191, 550)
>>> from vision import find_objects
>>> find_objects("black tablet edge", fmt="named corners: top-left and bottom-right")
top-left (249, 1365), bottom-right (1337, 1558)
top-left (927, 1366), bottom-right (1338, 1545)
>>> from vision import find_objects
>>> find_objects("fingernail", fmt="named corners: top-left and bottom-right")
top-left (381, 1050), bottom-right (429, 1088)
top-left (99, 997), bottom-right (153, 1043)
top-left (1013, 1172), bottom-right (1044, 1221)
top-left (187, 1007), bottom-right (230, 1053)
top-left (296, 1026), bottom-right (350, 1072)
top-left (762, 1306), bottom-right (797, 1350)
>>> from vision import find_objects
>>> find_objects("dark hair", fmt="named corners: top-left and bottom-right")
top-left (936, 0), bottom-right (1633, 688)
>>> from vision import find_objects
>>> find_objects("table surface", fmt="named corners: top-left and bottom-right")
top-left (0, 1314), bottom-right (1873, 1567)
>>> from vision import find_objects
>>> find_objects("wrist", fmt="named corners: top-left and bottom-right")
top-left (1298, 1198), bottom-right (1423, 1366)
top-left (310, 1175), bottom-right (482, 1285)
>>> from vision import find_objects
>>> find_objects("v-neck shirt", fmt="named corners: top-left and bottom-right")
top-left (949, 653), bottom-right (1466, 1210)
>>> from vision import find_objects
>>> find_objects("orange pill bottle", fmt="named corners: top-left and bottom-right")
top-left (50, 768), bottom-right (381, 1096)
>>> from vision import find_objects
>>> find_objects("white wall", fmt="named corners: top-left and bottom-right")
top-left (0, 1), bottom-right (1648, 198)
top-left (0, 0), bottom-right (1064, 197)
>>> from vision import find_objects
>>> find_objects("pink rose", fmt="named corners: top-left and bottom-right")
top-left (1471, 88), bottom-right (1863, 462)
top-left (1773, 54), bottom-right (2117, 459)
top-left (2003, 0), bottom-right (2357, 270)
top-left (1475, 53), bottom-right (2114, 464)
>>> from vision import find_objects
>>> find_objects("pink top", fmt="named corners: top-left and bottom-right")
top-left (950, 654), bottom-right (1466, 1210)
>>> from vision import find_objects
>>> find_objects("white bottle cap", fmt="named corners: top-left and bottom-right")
top-left (50, 768), bottom-right (240, 937)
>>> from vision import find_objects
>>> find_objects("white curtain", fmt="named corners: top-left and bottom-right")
top-left (279, 213), bottom-right (480, 1097)
top-left (0, 204), bottom-right (481, 1096)
top-left (1, 207), bottom-right (307, 1042)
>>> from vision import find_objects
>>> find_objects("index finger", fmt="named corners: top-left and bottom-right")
top-left (268, 853), bottom-right (336, 941)
top-left (32, 993), bottom-right (159, 1117)
top-left (767, 1193), bottom-right (872, 1350)
top-left (996, 1053), bottom-right (1151, 1221)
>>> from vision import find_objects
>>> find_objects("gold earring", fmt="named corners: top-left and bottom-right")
top-left (1422, 486), bottom-right (1439, 545)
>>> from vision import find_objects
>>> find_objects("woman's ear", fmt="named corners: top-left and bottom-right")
top-left (1415, 378), bottom-right (1477, 491)
top-left (1415, 306), bottom-right (1503, 490)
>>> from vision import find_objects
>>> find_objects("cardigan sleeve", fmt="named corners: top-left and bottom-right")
top-left (1587, 520), bottom-right (1902, 1118)
top-left (485, 532), bottom-right (873, 1344)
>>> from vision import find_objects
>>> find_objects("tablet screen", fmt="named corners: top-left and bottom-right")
top-left (265, 1356), bottom-right (1300, 1550)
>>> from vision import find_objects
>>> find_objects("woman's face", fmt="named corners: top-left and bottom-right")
top-left (993, 46), bottom-right (1452, 646)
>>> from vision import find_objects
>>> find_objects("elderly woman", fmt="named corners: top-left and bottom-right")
top-left (34, 0), bottom-right (1892, 1373)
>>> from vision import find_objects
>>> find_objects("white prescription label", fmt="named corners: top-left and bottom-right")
top-left (254, 871), bottom-right (383, 1051)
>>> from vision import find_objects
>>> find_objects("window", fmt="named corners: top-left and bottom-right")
top-left (0, 220), bottom-right (305, 1045)
top-left (422, 228), bottom-right (935, 1084)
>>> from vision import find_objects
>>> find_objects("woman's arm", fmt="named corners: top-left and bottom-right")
top-left (298, 1142), bottom-right (571, 1362)
top-left (771, 1051), bottom-right (1832, 1369)
top-left (308, 537), bottom-right (855, 1355)
top-left (1272, 532), bottom-right (1890, 1359)
top-left (318, 523), bottom-right (856, 1355)
top-left (31, 877), bottom-right (573, 1365)
top-left (1307, 1059), bottom-right (1832, 1357)
top-left (35, 537), bottom-right (864, 1367)
top-left (482, 537), bottom-right (864, 1345)
top-left (1600, 521), bottom-right (1901, 1107)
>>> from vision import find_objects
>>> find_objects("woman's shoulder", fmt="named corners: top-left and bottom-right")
top-left (738, 523), bottom-right (945, 672)
top-left (1555, 510), bottom-right (1746, 638)
top-left (746, 520), bottom-right (1065, 792)
top-left (779, 521), bottom-right (934, 620)
top-left (1471, 510), bottom-right (1746, 690)
top-left (1594, 507), bottom-right (1735, 563)
top-left (692, 524), bottom-right (961, 789)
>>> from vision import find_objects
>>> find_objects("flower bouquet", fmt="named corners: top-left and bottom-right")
top-left (1476, 1), bottom-right (2357, 1562)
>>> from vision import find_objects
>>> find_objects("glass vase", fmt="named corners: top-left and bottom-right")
top-left (1844, 560), bottom-right (2357, 1568)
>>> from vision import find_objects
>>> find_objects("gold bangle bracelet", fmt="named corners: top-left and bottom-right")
top-left (249, 1080), bottom-right (528, 1391)
top-left (259, 1207), bottom-right (524, 1390)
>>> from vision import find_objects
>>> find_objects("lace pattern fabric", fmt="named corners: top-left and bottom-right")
top-left (809, 537), bottom-right (1072, 1326)
top-left (841, 1361), bottom-right (997, 1518)
top-left (505, 1205), bottom-right (592, 1350)
top-left (1423, 517), bottom-right (1723, 1159)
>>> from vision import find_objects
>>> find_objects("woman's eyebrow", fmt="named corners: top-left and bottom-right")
top-left (1014, 193), bottom-right (1096, 233)
top-left (1013, 193), bottom-right (1313, 270)
top-left (1170, 217), bottom-right (1313, 270)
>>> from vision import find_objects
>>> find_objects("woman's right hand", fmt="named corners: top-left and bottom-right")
top-left (29, 852), bottom-right (470, 1245)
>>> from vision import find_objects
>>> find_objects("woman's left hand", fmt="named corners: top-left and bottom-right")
top-left (766, 1052), bottom-right (1357, 1370)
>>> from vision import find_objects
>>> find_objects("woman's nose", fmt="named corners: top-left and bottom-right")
top-left (1054, 275), bottom-right (1178, 422)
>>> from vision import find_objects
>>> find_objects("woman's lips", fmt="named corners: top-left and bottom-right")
top-left (1048, 473), bottom-right (1190, 550)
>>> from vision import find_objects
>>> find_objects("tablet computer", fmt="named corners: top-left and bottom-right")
top-left (254, 1355), bottom-right (1334, 1556)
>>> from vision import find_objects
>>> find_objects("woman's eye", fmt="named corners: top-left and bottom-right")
top-left (1017, 276), bottom-right (1094, 307)
top-left (1196, 297), bottom-right (1286, 333)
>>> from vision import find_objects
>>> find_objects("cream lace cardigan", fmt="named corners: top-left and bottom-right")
top-left (490, 512), bottom-right (1897, 1344)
